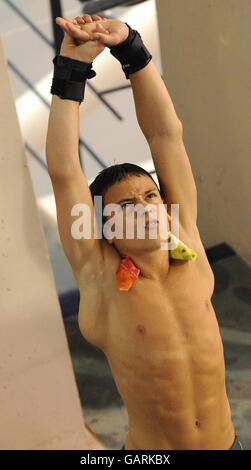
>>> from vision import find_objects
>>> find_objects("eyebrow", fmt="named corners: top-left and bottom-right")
top-left (116, 188), bottom-right (158, 205)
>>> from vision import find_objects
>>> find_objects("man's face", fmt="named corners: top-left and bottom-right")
top-left (102, 175), bottom-right (171, 255)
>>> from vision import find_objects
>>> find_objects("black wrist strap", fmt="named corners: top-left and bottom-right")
top-left (109, 23), bottom-right (152, 79)
top-left (51, 77), bottom-right (88, 103)
top-left (50, 55), bottom-right (96, 104)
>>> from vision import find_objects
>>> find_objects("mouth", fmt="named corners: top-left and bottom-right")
top-left (145, 219), bottom-right (159, 228)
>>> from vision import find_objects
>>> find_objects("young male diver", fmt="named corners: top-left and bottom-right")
top-left (46, 13), bottom-right (242, 450)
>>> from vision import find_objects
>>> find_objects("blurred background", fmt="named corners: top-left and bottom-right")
top-left (0, 0), bottom-right (250, 450)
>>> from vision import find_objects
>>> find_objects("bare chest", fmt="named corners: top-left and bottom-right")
top-left (104, 259), bottom-right (218, 359)
top-left (78, 226), bottom-right (215, 353)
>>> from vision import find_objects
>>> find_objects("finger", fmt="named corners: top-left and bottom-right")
top-left (74, 15), bottom-right (106, 25)
top-left (64, 22), bottom-right (92, 40)
top-left (65, 17), bottom-right (78, 24)
top-left (92, 15), bottom-right (104, 21)
top-left (82, 14), bottom-right (93, 23)
top-left (92, 26), bottom-right (112, 45)
top-left (56, 16), bottom-right (78, 25)
top-left (75, 16), bottom-right (85, 24)
top-left (56, 17), bottom-right (82, 32)
top-left (93, 15), bottom-right (108, 21)
top-left (95, 23), bottom-right (110, 35)
top-left (56, 18), bottom-right (72, 34)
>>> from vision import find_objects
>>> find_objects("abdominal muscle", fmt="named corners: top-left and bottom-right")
top-left (102, 276), bottom-right (235, 450)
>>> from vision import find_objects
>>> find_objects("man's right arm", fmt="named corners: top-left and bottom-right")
top-left (46, 95), bottom-right (81, 175)
top-left (46, 95), bottom-right (104, 282)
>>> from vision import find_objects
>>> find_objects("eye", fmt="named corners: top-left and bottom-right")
top-left (148, 193), bottom-right (157, 198)
top-left (121, 202), bottom-right (133, 210)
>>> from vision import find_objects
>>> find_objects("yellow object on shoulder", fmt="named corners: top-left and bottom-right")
top-left (168, 232), bottom-right (197, 261)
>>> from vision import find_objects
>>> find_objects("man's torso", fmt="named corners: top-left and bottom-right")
top-left (76, 225), bottom-right (235, 450)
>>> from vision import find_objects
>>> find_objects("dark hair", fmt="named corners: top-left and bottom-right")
top-left (89, 163), bottom-right (165, 229)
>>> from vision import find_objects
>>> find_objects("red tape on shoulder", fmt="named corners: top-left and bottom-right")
top-left (116, 256), bottom-right (140, 291)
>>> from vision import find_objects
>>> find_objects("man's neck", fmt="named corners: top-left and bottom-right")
top-left (122, 248), bottom-right (170, 282)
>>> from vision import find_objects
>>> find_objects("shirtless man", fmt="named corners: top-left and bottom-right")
top-left (46, 14), bottom-right (239, 450)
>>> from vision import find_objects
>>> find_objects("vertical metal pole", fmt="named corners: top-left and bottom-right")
top-left (49, 0), bottom-right (64, 54)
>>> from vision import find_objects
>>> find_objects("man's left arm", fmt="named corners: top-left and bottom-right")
top-left (130, 61), bottom-right (198, 233)
top-left (130, 60), bottom-right (182, 140)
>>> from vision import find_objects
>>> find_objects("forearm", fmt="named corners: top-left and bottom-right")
top-left (46, 95), bottom-right (81, 176)
top-left (130, 60), bottom-right (182, 141)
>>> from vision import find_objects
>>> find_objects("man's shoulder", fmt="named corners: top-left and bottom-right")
top-left (179, 223), bottom-right (215, 294)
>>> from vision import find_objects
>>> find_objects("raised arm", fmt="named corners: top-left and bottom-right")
top-left (129, 61), bottom-right (197, 233)
top-left (130, 59), bottom-right (182, 140)
top-left (46, 15), bottom-right (107, 283)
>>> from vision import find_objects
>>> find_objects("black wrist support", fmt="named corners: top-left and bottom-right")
top-left (109, 23), bottom-right (152, 79)
top-left (50, 55), bottom-right (97, 104)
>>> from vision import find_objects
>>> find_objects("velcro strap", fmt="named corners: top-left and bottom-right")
top-left (109, 23), bottom-right (152, 79)
top-left (50, 77), bottom-right (86, 103)
top-left (52, 55), bottom-right (96, 81)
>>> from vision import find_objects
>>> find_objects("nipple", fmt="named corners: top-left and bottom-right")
top-left (136, 324), bottom-right (146, 335)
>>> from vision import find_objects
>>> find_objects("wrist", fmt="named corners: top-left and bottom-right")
top-left (53, 55), bottom-right (96, 80)
top-left (50, 54), bottom-right (96, 104)
top-left (109, 24), bottom-right (152, 80)
top-left (59, 52), bottom-right (92, 65)
top-left (117, 24), bottom-right (130, 46)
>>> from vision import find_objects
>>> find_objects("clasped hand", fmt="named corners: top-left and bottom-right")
top-left (56, 13), bottom-right (129, 63)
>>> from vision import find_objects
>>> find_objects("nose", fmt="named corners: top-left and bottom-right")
top-left (139, 201), bottom-right (158, 221)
